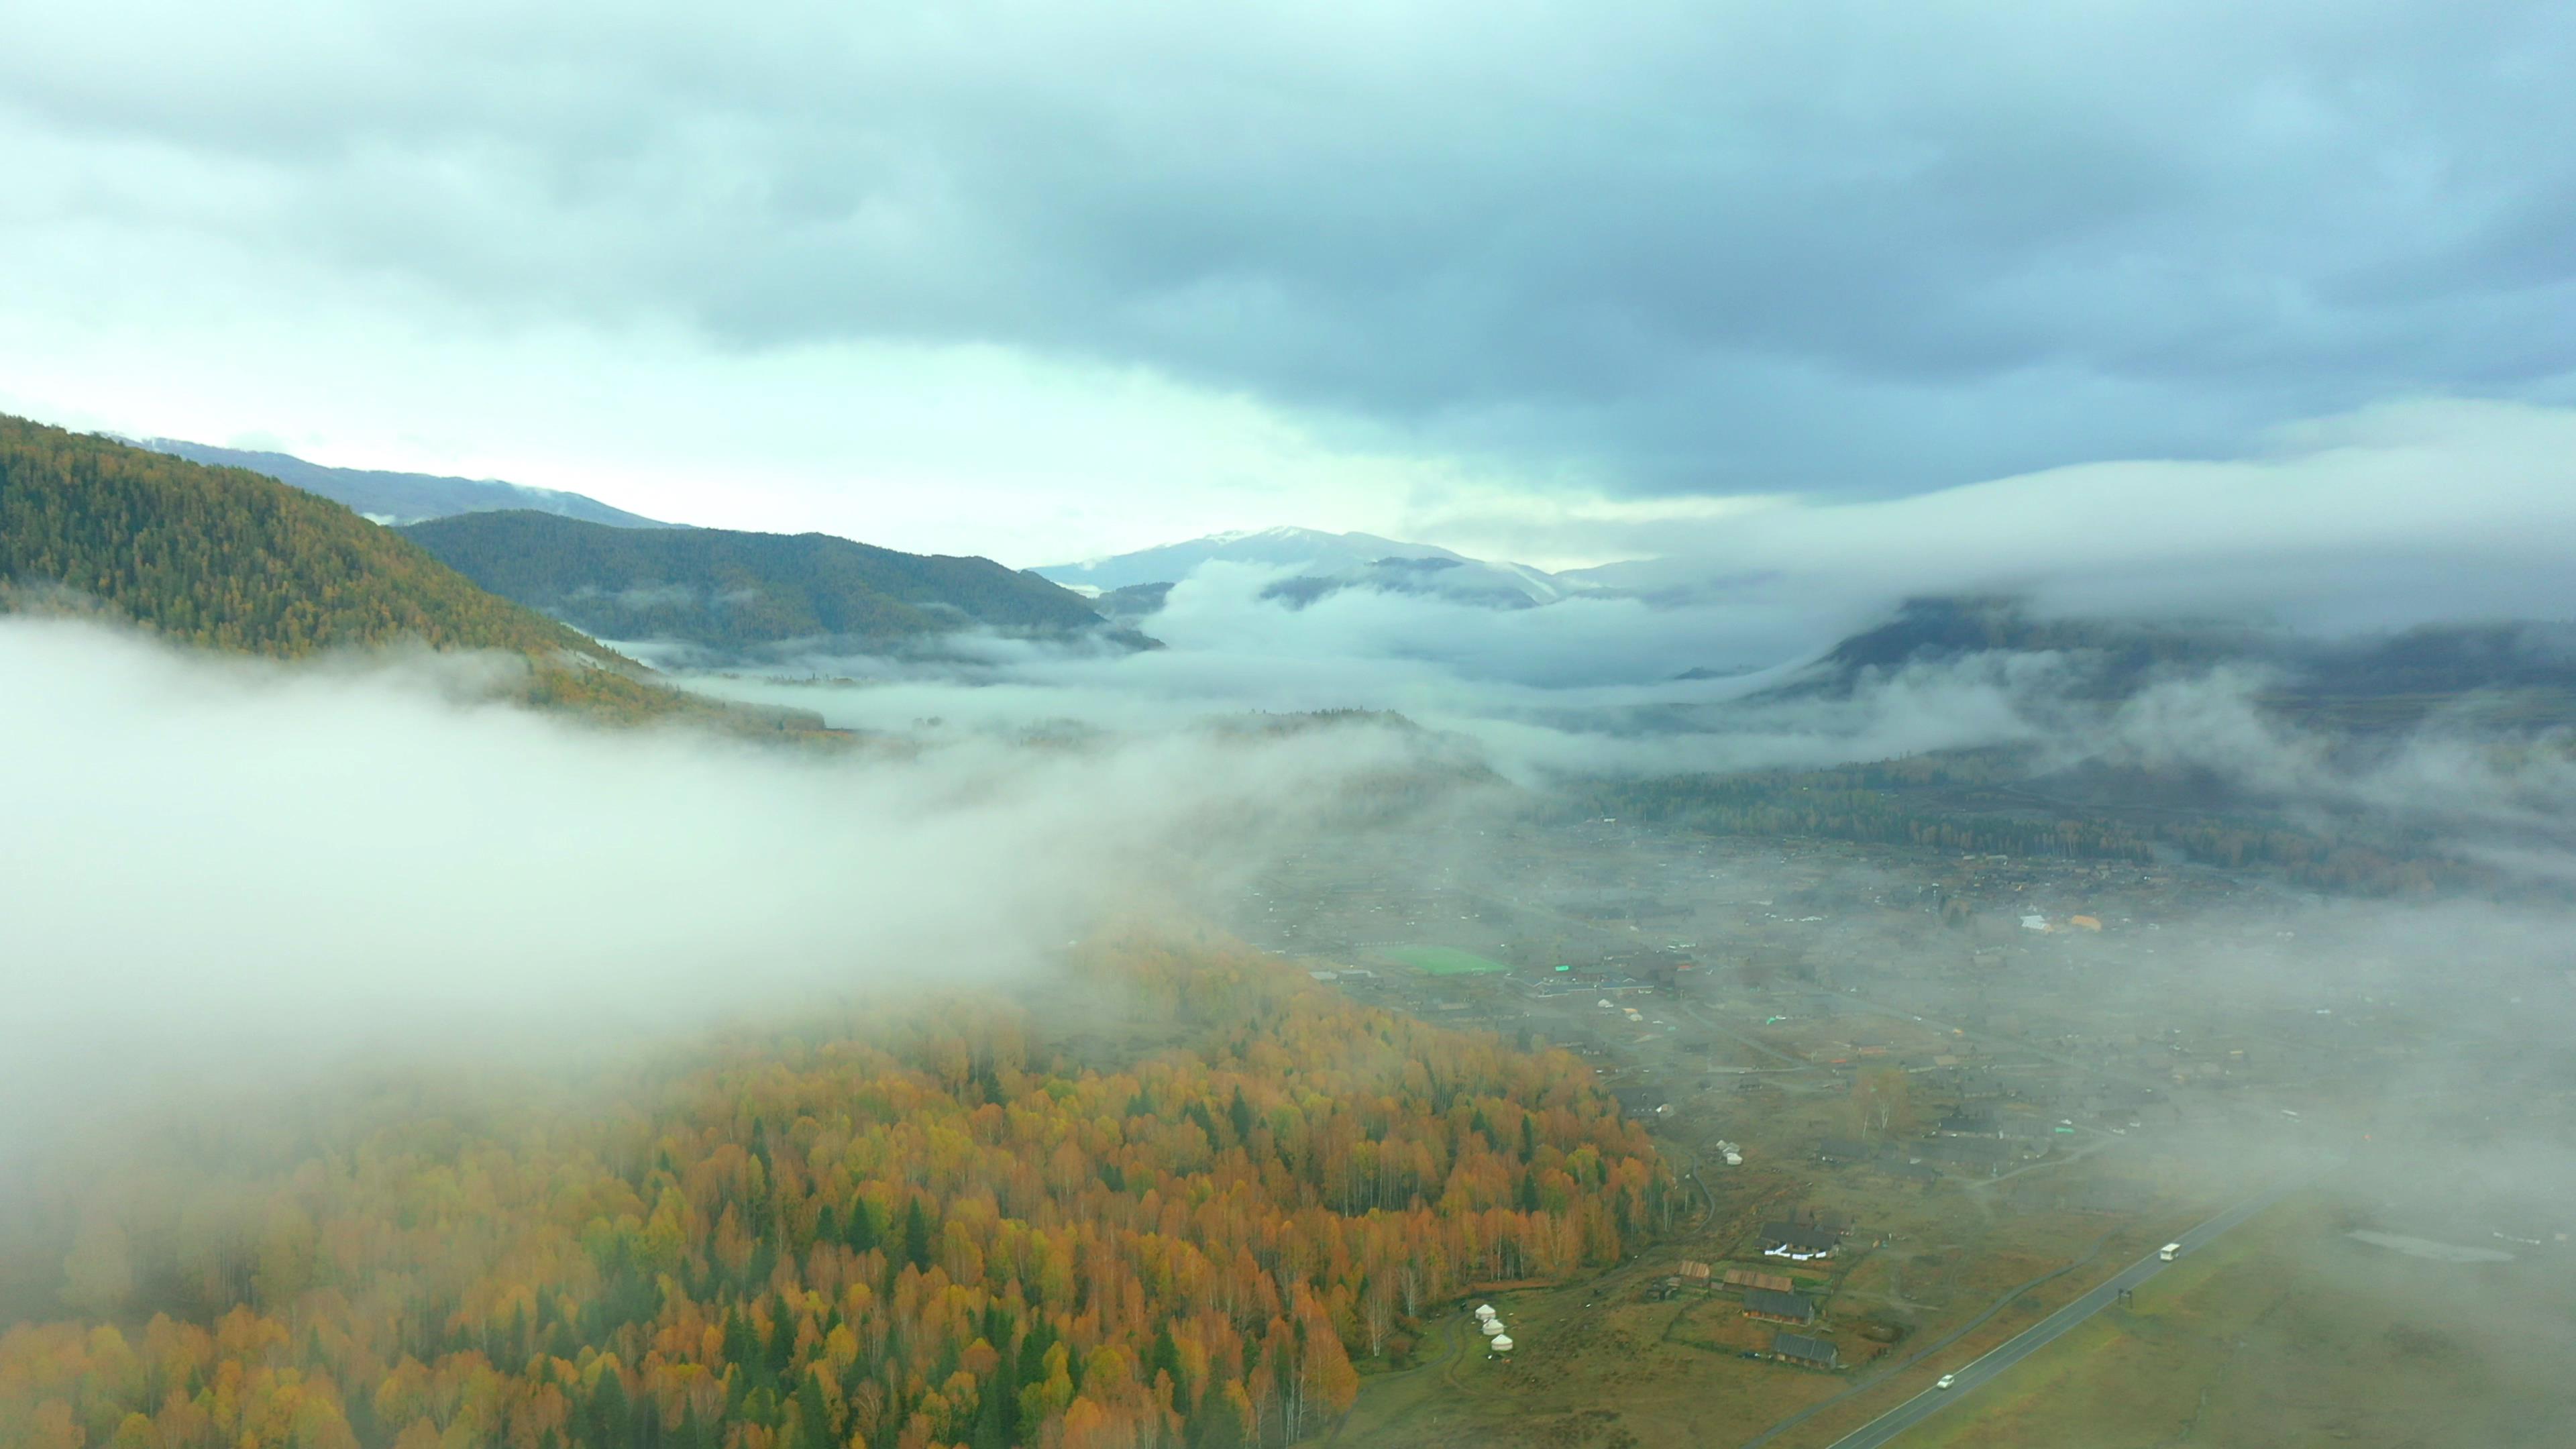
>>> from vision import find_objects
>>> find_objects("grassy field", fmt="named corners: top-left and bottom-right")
top-left (1884, 1193), bottom-right (2576, 1448)
top-left (1307, 963), bottom-right (2572, 1449)
top-left (1387, 945), bottom-right (1517, 975)
top-left (1301, 967), bottom-right (2263, 1449)
top-left (1316, 1123), bottom-right (2208, 1449)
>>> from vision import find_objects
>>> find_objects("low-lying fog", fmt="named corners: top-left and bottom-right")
top-left (5, 559), bottom-right (2573, 1376)
top-left (659, 571), bottom-right (2576, 876)
top-left (0, 616), bottom-right (1462, 1167)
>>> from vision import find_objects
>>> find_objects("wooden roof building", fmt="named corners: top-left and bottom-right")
top-left (1772, 1331), bottom-right (1839, 1368)
top-left (1742, 1288), bottom-right (1817, 1325)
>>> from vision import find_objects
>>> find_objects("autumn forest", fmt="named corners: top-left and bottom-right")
top-left (0, 932), bottom-right (1668, 1449)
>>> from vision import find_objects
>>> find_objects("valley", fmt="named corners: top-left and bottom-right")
top-left (11, 9), bottom-right (2576, 1446)
top-left (5, 424), bottom-right (2572, 1449)
top-left (1206, 812), bottom-right (2576, 1448)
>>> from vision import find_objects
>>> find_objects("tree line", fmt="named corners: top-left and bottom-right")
top-left (1584, 755), bottom-right (2490, 898)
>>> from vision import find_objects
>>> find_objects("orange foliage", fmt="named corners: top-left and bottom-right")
top-left (0, 932), bottom-right (1666, 1448)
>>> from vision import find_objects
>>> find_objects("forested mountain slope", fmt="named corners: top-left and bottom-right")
top-left (0, 417), bottom-right (807, 728)
top-left (402, 512), bottom-right (1129, 665)
top-left (142, 438), bottom-right (679, 529)
top-left (0, 931), bottom-right (1666, 1449)
top-left (1782, 596), bottom-right (2576, 722)
top-left (1, 417), bottom-right (629, 660)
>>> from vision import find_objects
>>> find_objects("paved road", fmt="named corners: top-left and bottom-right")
top-left (1819, 1177), bottom-right (2312, 1449)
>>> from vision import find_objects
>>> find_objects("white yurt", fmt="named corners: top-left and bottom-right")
top-left (1473, 1303), bottom-right (1497, 1322)
top-left (1489, 1334), bottom-right (1515, 1352)
top-left (1481, 1319), bottom-right (1506, 1336)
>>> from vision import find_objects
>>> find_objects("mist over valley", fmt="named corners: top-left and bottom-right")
top-left (7, 6), bottom-right (2576, 1445)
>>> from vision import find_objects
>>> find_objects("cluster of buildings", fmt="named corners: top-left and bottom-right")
top-left (1638, 1213), bottom-right (1865, 1370)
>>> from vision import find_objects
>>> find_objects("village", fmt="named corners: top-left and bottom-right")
top-left (1217, 810), bottom-right (2576, 1446)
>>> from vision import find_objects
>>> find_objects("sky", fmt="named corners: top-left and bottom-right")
top-left (5, 0), bottom-right (2575, 567)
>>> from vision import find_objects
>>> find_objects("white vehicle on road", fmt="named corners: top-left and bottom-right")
top-left (1935, 1374), bottom-right (1956, 1390)
top-left (2159, 1242), bottom-right (2182, 1261)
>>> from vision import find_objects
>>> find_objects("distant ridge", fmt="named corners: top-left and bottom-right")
top-left (140, 438), bottom-right (679, 529)
top-left (401, 511), bottom-right (1143, 667)
top-left (1765, 595), bottom-right (2576, 729)
top-left (0, 416), bottom-right (816, 730)
top-left (1036, 525), bottom-right (1581, 609)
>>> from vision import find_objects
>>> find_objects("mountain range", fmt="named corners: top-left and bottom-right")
top-left (139, 438), bottom-right (680, 529)
top-left (25, 423), bottom-right (2575, 736)
top-left (0, 416), bottom-right (818, 731)
top-left (1036, 526), bottom-right (1587, 610)
top-left (400, 511), bottom-right (1139, 667)
top-left (1786, 596), bottom-right (2576, 730)
top-left (103, 434), bottom-right (1137, 668)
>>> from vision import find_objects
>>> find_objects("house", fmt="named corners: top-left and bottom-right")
top-left (1742, 1288), bottom-right (1817, 1325)
top-left (1772, 1331), bottom-right (1839, 1368)
top-left (1676, 1259), bottom-right (1712, 1282)
top-left (1611, 1086), bottom-right (1670, 1120)
top-left (1936, 1109), bottom-right (2000, 1137)
top-left (1722, 1269), bottom-right (1796, 1293)
top-left (1759, 1223), bottom-right (1841, 1258)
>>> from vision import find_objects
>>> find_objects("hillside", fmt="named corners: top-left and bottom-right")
top-left (402, 511), bottom-right (1131, 665)
top-left (0, 417), bottom-right (808, 729)
top-left (1778, 596), bottom-right (2576, 727)
top-left (1774, 597), bottom-right (2256, 700)
top-left (1595, 598), bottom-right (2576, 899)
top-left (143, 438), bottom-right (679, 529)
top-left (0, 931), bottom-right (1665, 1449)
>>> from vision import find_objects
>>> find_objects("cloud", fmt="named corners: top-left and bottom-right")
top-left (2098, 665), bottom-right (2576, 841)
top-left (1438, 398), bottom-right (2576, 633)
top-left (660, 579), bottom-right (2047, 790)
top-left (8, 617), bottom-right (2576, 1398)
top-left (5, 0), bottom-right (2575, 517)
top-left (0, 617), bottom-right (1442, 1164)
top-left (657, 557), bottom-right (2576, 904)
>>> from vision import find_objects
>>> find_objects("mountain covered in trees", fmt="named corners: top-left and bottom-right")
top-left (1777, 596), bottom-right (2576, 725)
top-left (0, 930), bottom-right (1666, 1449)
top-left (0, 416), bottom-right (810, 729)
top-left (1613, 598), bottom-right (2576, 900)
top-left (402, 513), bottom-right (1142, 667)
top-left (142, 439), bottom-right (680, 529)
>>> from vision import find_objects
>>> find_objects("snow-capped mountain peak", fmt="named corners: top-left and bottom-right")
top-left (1032, 527), bottom-right (1566, 608)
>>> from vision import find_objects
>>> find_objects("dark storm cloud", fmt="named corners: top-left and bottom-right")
top-left (10, 0), bottom-right (2575, 493)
